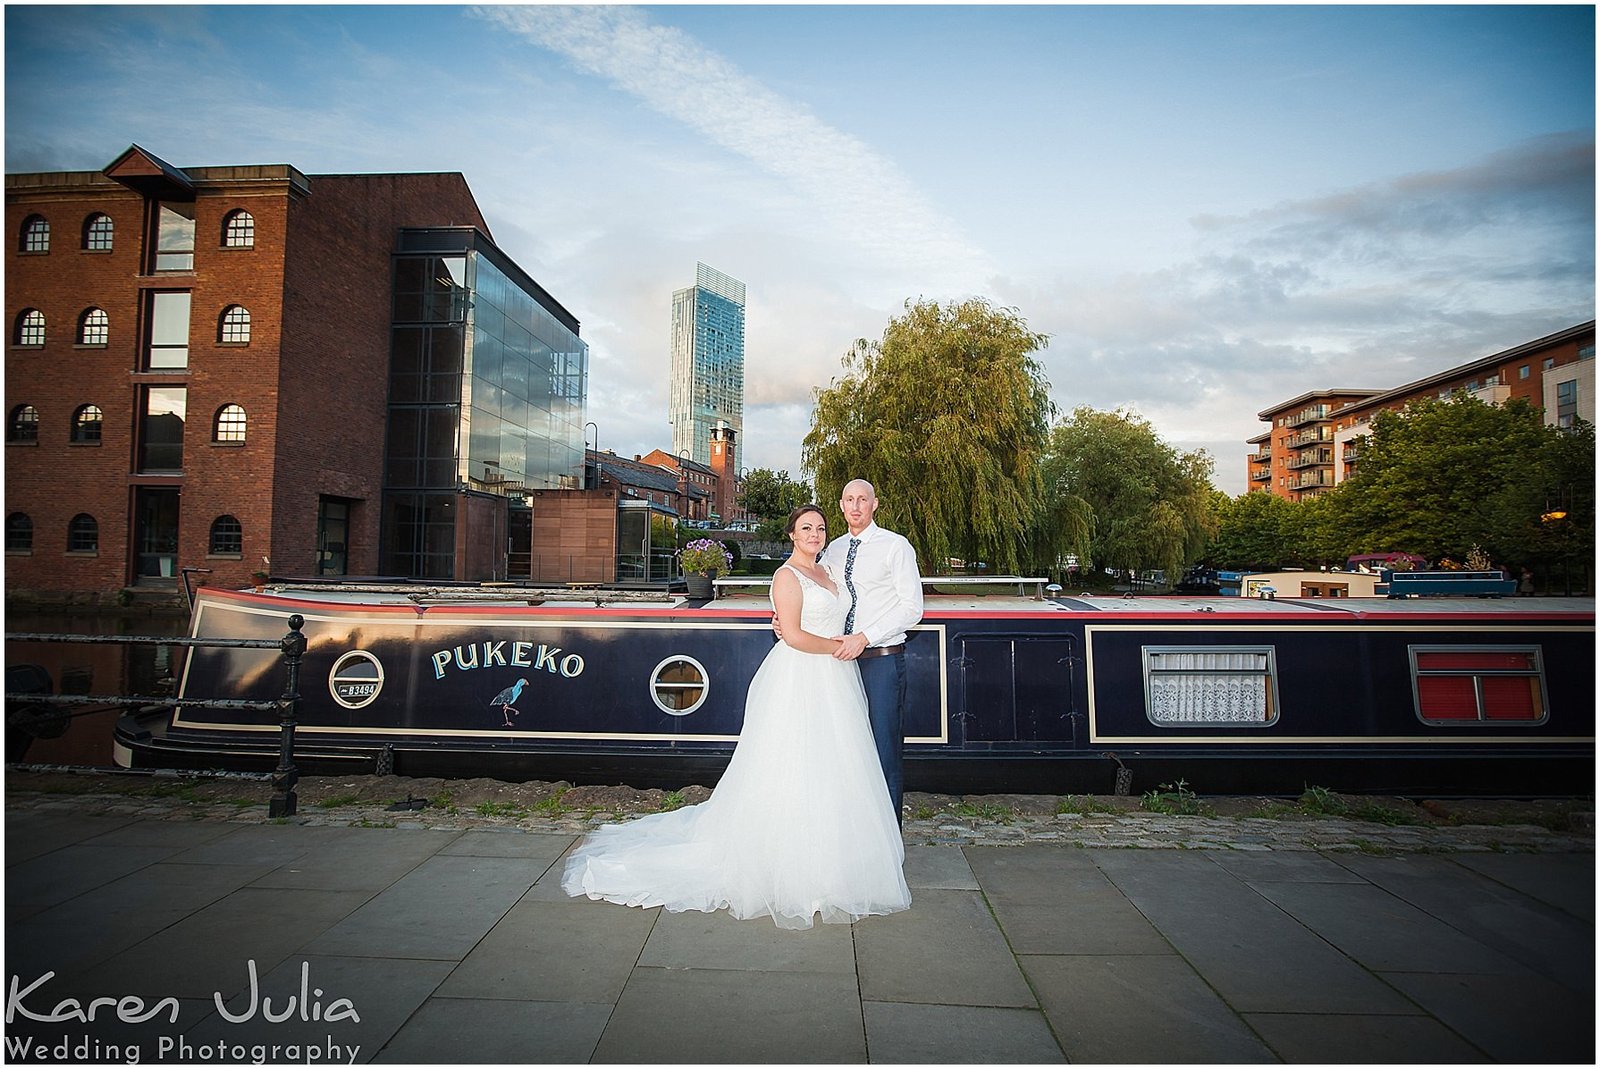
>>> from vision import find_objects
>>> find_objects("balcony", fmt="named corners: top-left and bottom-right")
top-left (1285, 428), bottom-right (1331, 448)
top-left (1290, 471), bottom-right (1335, 489)
top-left (1287, 450), bottom-right (1334, 470)
top-left (1249, 448), bottom-right (1271, 463)
top-left (1250, 467), bottom-right (1271, 482)
top-left (1285, 405), bottom-right (1330, 429)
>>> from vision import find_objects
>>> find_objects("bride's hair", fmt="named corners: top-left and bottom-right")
top-left (785, 503), bottom-right (825, 535)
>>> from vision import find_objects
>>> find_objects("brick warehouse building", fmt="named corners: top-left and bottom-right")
top-left (5, 145), bottom-right (588, 600)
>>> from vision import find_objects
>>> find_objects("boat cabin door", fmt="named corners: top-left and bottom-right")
top-left (956, 634), bottom-right (1078, 744)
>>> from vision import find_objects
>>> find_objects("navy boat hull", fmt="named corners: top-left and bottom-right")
top-left (113, 589), bottom-right (1595, 797)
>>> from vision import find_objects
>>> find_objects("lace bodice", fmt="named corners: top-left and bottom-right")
top-left (775, 564), bottom-right (847, 638)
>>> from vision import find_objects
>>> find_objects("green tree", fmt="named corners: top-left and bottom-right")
top-left (803, 298), bottom-right (1053, 573)
top-left (1206, 490), bottom-right (1299, 570)
top-left (1041, 406), bottom-right (1217, 581)
top-left (1324, 394), bottom-right (1593, 575)
top-left (737, 468), bottom-right (815, 542)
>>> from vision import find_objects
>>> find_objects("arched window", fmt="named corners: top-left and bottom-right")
top-left (214, 404), bottom-right (247, 443)
top-left (83, 213), bottom-right (114, 251)
top-left (209, 515), bottom-right (243, 554)
top-left (20, 215), bottom-right (49, 253)
top-left (15, 309), bottom-right (45, 347)
top-left (222, 210), bottom-right (255, 248)
top-left (219, 305), bottom-right (251, 344)
top-left (8, 404), bottom-right (40, 442)
top-left (6, 513), bottom-right (33, 552)
top-left (67, 513), bottom-right (98, 552)
top-left (71, 404), bottom-right (103, 444)
top-left (78, 308), bottom-right (109, 346)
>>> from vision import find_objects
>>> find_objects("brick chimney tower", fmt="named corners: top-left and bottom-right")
top-left (709, 420), bottom-right (736, 522)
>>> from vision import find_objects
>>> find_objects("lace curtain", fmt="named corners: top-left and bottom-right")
top-left (1146, 649), bottom-right (1274, 723)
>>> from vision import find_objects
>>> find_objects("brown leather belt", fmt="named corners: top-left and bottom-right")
top-left (857, 643), bottom-right (905, 659)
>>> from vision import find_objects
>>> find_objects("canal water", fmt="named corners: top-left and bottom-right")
top-left (5, 610), bottom-right (190, 767)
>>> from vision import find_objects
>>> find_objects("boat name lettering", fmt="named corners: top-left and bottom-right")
top-left (431, 642), bottom-right (584, 680)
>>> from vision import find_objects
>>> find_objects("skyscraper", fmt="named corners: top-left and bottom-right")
top-left (669, 262), bottom-right (745, 465)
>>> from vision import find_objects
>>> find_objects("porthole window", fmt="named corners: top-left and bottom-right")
top-left (6, 513), bottom-right (33, 553)
top-left (66, 513), bottom-right (98, 553)
top-left (209, 515), bottom-right (242, 555)
top-left (1410, 646), bottom-right (1548, 725)
top-left (1143, 646), bottom-right (1279, 726)
top-left (213, 404), bottom-right (246, 443)
top-left (83, 213), bottom-right (113, 251)
top-left (219, 305), bottom-right (250, 344)
top-left (8, 404), bottom-right (40, 442)
top-left (650, 654), bottom-right (709, 716)
top-left (20, 215), bottom-right (49, 253)
top-left (78, 308), bottom-right (109, 346)
top-left (223, 210), bottom-right (255, 248)
top-left (71, 404), bottom-right (103, 443)
top-left (15, 309), bottom-right (45, 347)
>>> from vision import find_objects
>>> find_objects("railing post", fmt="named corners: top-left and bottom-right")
top-left (269, 614), bottom-right (307, 818)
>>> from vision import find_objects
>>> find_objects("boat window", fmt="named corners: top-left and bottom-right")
top-left (650, 655), bottom-right (708, 716)
top-left (1409, 646), bottom-right (1547, 725)
top-left (1142, 646), bottom-right (1278, 726)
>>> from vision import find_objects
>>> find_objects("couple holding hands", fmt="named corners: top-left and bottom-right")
top-left (562, 479), bottom-right (921, 929)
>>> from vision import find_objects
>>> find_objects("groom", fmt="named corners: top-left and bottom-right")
top-left (823, 479), bottom-right (923, 824)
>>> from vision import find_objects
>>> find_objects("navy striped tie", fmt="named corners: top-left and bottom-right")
top-left (842, 538), bottom-right (861, 634)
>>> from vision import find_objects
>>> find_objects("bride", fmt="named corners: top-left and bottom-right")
top-left (561, 504), bottom-right (911, 930)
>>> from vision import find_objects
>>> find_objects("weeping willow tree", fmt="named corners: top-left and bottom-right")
top-left (802, 298), bottom-right (1054, 574)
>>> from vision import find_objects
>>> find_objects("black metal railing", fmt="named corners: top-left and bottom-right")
top-left (5, 615), bottom-right (307, 817)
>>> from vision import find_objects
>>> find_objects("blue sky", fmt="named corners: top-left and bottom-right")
top-left (6, 4), bottom-right (1593, 494)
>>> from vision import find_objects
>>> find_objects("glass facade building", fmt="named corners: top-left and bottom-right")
top-left (382, 229), bottom-right (587, 578)
top-left (669, 262), bottom-right (744, 465)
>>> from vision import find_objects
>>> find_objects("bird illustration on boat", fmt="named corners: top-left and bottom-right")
top-left (490, 678), bottom-right (530, 727)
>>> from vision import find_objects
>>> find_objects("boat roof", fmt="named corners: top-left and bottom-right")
top-left (220, 584), bottom-right (1592, 619)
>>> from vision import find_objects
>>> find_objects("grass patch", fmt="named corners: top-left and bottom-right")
top-left (949, 801), bottom-right (1015, 824)
top-left (1141, 779), bottom-right (1206, 816)
top-left (910, 804), bottom-right (940, 821)
top-left (1298, 785), bottom-right (1422, 826)
top-left (315, 793), bottom-right (363, 809)
top-left (1056, 794), bottom-right (1120, 816)
top-left (473, 800), bottom-right (529, 818)
top-left (659, 790), bottom-right (687, 812)
top-left (531, 787), bottom-right (571, 816)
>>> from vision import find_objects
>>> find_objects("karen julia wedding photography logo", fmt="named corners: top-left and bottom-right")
top-left (6, 960), bottom-right (362, 1064)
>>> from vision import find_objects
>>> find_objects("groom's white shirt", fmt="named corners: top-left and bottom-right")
top-left (821, 522), bottom-right (924, 647)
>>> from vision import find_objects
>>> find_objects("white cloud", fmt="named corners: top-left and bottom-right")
top-left (471, 4), bottom-right (994, 296)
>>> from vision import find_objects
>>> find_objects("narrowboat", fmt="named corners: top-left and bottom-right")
top-left (111, 580), bottom-right (1595, 797)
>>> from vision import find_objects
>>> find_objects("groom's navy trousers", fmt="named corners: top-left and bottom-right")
top-left (858, 650), bottom-right (907, 824)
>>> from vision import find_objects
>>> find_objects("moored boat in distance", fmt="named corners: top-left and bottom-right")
top-left (113, 579), bottom-right (1595, 797)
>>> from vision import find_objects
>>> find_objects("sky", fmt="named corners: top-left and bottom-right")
top-left (5, 4), bottom-right (1594, 495)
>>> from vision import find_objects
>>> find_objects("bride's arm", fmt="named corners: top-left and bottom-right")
top-left (772, 568), bottom-right (844, 655)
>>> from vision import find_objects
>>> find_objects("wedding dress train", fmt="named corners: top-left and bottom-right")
top-left (561, 564), bottom-right (910, 929)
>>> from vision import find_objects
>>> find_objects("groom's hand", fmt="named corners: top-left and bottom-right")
top-left (832, 633), bottom-right (870, 660)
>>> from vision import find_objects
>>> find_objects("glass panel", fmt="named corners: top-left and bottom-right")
top-left (149, 292), bottom-right (191, 368)
top-left (139, 387), bottom-right (186, 472)
top-left (134, 488), bottom-right (180, 580)
top-left (1482, 677), bottom-right (1543, 720)
top-left (1415, 651), bottom-right (1536, 671)
top-left (1416, 676), bottom-right (1479, 719)
top-left (1144, 648), bottom-right (1276, 725)
top-left (155, 203), bottom-right (195, 270)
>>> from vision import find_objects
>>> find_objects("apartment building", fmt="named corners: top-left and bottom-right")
top-left (1249, 322), bottom-right (1595, 501)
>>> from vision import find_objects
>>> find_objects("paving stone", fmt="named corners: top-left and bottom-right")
top-left (594, 966), bottom-right (865, 1063)
top-left (863, 1002), bottom-right (1064, 1063)
top-left (373, 996), bottom-right (612, 1063)
top-left (1242, 1011), bottom-right (1490, 1063)
top-left (1021, 954), bottom-right (1275, 1063)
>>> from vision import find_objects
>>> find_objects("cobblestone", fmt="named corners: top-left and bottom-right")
top-left (4, 770), bottom-right (1593, 854)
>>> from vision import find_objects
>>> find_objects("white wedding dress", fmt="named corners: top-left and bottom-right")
top-left (561, 564), bottom-right (911, 929)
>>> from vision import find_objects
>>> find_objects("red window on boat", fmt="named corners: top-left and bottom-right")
top-left (1410, 647), bottom-right (1546, 725)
